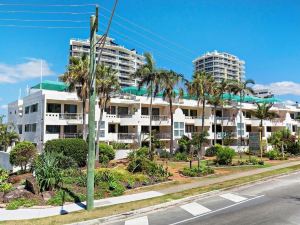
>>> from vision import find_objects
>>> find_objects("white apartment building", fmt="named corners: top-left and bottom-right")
top-left (70, 36), bottom-right (144, 87)
top-left (193, 51), bottom-right (245, 82)
top-left (7, 81), bottom-right (300, 152)
top-left (254, 89), bottom-right (274, 99)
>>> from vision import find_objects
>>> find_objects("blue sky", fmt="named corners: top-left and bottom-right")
top-left (1, 0), bottom-right (300, 115)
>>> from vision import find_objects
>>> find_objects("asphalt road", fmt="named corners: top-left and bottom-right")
top-left (107, 171), bottom-right (300, 225)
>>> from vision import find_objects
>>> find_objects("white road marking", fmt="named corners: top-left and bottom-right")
top-left (219, 193), bottom-right (247, 203)
top-left (180, 202), bottom-right (211, 216)
top-left (168, 195), bottom-right (265, 225)
top-left (125, 216), bottom-right (149, 225)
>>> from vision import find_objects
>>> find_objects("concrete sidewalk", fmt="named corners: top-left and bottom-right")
top-left (1, 160), bottom-right (300, 221)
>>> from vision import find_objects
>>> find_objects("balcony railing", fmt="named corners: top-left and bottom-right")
top-left (118, 133), bottom-right (138, 140)
top-left (59, 113), bottom-right (82, 120)
top-left (60, 133), bottom-right (82, 139)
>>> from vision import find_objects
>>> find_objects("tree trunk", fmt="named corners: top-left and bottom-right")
top-left (82, 98), bottom-right (87, 141)
top-left (214, 105), bottom-right (217, 145)
top-left (260, 120), bottom-right (263, 160)
top-left (149, 84), bottom-right (153, 156)
top-left (169, 100), bottom-right (174, 154)
top-left (221, 104), bottom-right (224, 146)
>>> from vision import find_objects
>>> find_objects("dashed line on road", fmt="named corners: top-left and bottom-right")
top-left (219, 193), bottom-right (247, 203)
top-left (124, 216), bottom-right (149, 225)
top-left (180, 202), bottom-right (211, 216)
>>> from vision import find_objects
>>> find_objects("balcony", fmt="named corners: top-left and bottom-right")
top-left (140, 115), bottom-right (170, 126)
top-left (59, 133), bottom-right (82, 139)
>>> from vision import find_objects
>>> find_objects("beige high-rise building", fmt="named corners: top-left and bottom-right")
top-left (70, 36), bottom-right (144, 87)
top-left (193, 50), bottom-right (245, 81)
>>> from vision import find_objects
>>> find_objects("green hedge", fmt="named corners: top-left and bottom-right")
top-left (99, 143), bottom-right (115, 163)
top-left (44, 138), bottom-right (88, 167)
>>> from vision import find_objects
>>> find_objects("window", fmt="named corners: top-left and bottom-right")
top-left (46, 125), bottom-right (60, 134)
top-left (182, 109), bottom-right (189, 116)
top-left (118, 107), bottom-right (128, 115)
top-left (25, 124), bottom-right (30, 132)
top-left (64, 104), bottom-right (77, 113)
top-left (105, 106), bottom-right (116, 114)
top-left (64, 125), bottom-right (77, 133)
top-left (245, 111), bottom-right (251, 118)
top-left (152, 108), bottom-right (159, 116)
top-left (246, 125), bottom-right (251, 132)
top-left (31, 123), bottom-right (36, 132)
top-left (47, 103), bottom-right (61, 113)
top-left (190, 110), bottom-right (197, 117)
top-left (141, 107), bottom-right (149, 115)
top-left (24, 124), bottom-right (36, 132)
top-left (18, 125), bottom-right (22, 134)
top-left (174, 122), bottom-right (184, 138)
top-left (108, 124), bottom-right (116, 133)
top-left (185, 125), bottom-right (196, 133)
top-left (97, 121), bottom-right (105, 137)
top-left (216, 110), bottom-right (222, 117)
top-left (25, 106), bottom-right (30, 114)
top-left (267, 126), bottom-right (272, 132)
top-left (293, 125), bottom-right (297, 132)
top-left (118, 125), bottom-right (128, 133)
top-left (30, 103), bottom-right (38, 113)
top-left (141, 126), bottom-right (149, 133)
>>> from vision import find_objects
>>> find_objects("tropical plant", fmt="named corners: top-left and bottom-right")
top-left (191, 131), bottom-right (209, 171)
top-left (251, 103), bottom-right (279, 158)
top-left (231, 79), bottom-right (255, 147)
top-left (95, 65), bottom-right (120, 161)
top-left (268, 128), bottom-right (292, 157)
top-left (0, 115), bottom-right (19, 152)
top-left (215, 146), bottom-right (236, 165)
top-left (34, 152), bottom-right (63, 191)
top-left (60, 55), bottom-right (89, 140)
top-left (0, 167), bottom-right (12, 192)
top-left (131, 53), bottom-right (164, 153)
top-left (9, 141), bottom-right (37, 172)
top-left (159, 70), bottom-right (184, 154)
top-left (98, 142), bottom-right (115, 163)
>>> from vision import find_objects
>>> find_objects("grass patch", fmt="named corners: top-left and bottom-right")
top-left (2, 164), bottom-right (300, 225)
top-left (6, 198), bottom-right (38, 210)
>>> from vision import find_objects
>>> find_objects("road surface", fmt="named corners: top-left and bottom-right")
top-left (106, 171), bottom-right (300, 225)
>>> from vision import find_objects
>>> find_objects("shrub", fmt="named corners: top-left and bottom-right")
top-left (128, 147), bottom-right (149, 160)
top-left (174, 152), bottom-right (188, 161)
top-left (9, 141), bottom-right (37, 171)
top-left (159, 150), bottom-right (171, 159)
top-left (44, 138), bottom-right (87, 167)
top-left (177, 135), bottom-right (191, 153)
top-left (34, 152), bottom-right (62, 191)
top-left (205, 144), bottom-right (222, 157)
top-left (181, 166), bottom-right (214, 177)
top-left (267, 149), bottom-right (279, 160)
top-left (99, 143), bottom-right (115, 163)
top-left (0, 168), bottom-right (13, 192)
top-left (245, 157), bottom-right (264, 165)
top-left (111, 142), bottom-right (129, 150)
top-left (47, 189), bottom-right (85, 206)
top-left (286, 142), bottom-right (300, 155)
top-left (110, 181), bottom-right (125, 196)
top-left (215, 146), bottom-right (235, 165)
top-left (54, 152), bottom-right (77, 170)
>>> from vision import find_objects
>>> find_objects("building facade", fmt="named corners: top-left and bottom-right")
top-left (7, 82), bottom-right (300, 152)
top-left (70, 36), bottom-right (144, 87)
top-left (193, 51), bottom-right (245, 82)
top-left (254, 89), bottom-right (274, 99)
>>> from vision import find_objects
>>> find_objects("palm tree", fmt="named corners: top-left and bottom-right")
top-left (251, 103), bottom-right (279, 159)
top-left (60, 55), bottom-right (89, 140)
top-left (159, 70), bottom-right (183, 154)
top-left (231, 79), bottom-right (255, 148)
top-left (132, 53), bottom-right (162, 153)
top-left (186, 72), bottom-right (214, 168)
top-left (95, 65), bottom-right (120, 162)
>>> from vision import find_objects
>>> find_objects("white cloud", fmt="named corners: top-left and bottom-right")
top-left (0, 58), bottom-right (54, 83)
top-left (283, 100), bottom-right (296, 105)
top-left (0, 104), bottom-right (7, 110)
top-left (253, 81), bottom-right (300, 96)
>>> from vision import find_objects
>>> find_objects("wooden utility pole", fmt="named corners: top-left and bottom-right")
top-left (86, 6), bottom-right (98, 211)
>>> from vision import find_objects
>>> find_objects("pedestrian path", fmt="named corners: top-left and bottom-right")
top-left (116, 192), bottom-right (258, 225)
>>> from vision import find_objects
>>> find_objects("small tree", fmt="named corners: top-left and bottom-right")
top-left (191, 131), bottom-right (209, 171)
top-left (10, 141), bottom-right (37, 172)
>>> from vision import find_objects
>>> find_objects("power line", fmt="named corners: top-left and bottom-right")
top-left (99, 12), bottom-right (193, 61)
top-left (0, 24), bottom-right (88, 29)
top-left (0, 10), bottom-right (93, 15)
top-left (0, 18), bottom-right (87, 23)
top-left (100, 5), bottom-right (198, 56)
top-left (0, 3), bottom-right (96, 7)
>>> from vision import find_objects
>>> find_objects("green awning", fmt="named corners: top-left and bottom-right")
top-left (31, 80), bottom-right (69, 91)
top-left (121, 86), bottom-right (147, 96)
